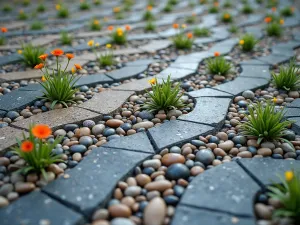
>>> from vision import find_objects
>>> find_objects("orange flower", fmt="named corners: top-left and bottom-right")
top-left (21, 141), bottom-right (34, 153)
top-left (51, 49), bottom-right (64, 56)
top-left (41, 76), bottom-right (46, 82)
top-left (214, 51), bottom-right (220, 57)
top-left (65, 53), bottom-right (74, 60)
top-left (291, 7), bottom-right (295, 13)
top-left (223, 13), bottom-right (230, 19)
top-left (271, 7), bottom-right (276, 12)
top-left (38, 54), bottom-right (48, 61)
top-left (107, 25), bottom-right (114, 31)
top-left (34, 63), bottom-right (44, 69)
top-left (125, 25), bottom-right (131, 31)
top-left (187, 32), bottom-right (193, 39)
top-left (213, 2), bottom-right (219, 7)
top-left (74, 64), bottom-right (82, 70)
top-left (264, 17), bottom-right (272, 23)
top-left (1, 27), bottom-right (7, 33)
top-left (280, 19), bottom-right (284, 25)
top-left (147, 5), bottom-right (153, 11)
top-left (32, 124), bottom-right (52, 139)
top-left (173, 23), bottom-right (179, 29)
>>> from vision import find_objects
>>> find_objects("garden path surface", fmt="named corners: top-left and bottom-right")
top-left (0, 0), bottom-right (300, 225)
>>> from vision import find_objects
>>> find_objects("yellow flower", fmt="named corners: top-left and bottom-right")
top-left (117, 31), bottom-right (123, 36)
top-left (17, 50), bottom-right (23, 54)
top-left (181, 24), bottom-right (187, 29)
top-left (280, 19), bottom-right (284, 25)
top-left (93, 20), bottom-right (99, 25)
top-left (285, 171), bottom-right (294, 181)
top-left (273, 97), bottom-right (277, 103)
top-left (147, 5), bottom-right (153, 11)
top-left (71, 67), bottom-right (76, 74)
top-left (148, 77), bottom-right (157, 85)
top-left (116, 27), bottom-right (123, 33)
top-left (113, 7), bottom-right (120, 13)
top-left (87, 40), bottom-right (94, 46)
top-left (106, 43), bottom-right (112, 48)
top-left (103, 17), bottom-right (108, 22)
top-left (19, 9), bottom-right (24, 13)
top-left (95, 43), bottom-right (100, 47)
top-left (239, 40), bottom-right (244, 45)
top-left (224, 13), bottom-right (230, 19)
top-left (41, 76), bottom-right (46, 82)
top-left (55, 4), bottom-right (61, 10)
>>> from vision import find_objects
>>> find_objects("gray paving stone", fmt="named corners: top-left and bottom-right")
top-left (148, 120), bottom-right (214, 150)
top-left (244, 26), bottom-right (264, 39)
top-left (0, 70), bottom-right (43, 81)
top-left (125, 59), bottom-right (154, 67)
top-left (239, 65), bottom-right (271, 80)
top-left (237, 14), bottom-right (264, 27)
top-left (287, 98), bottom-right (300, 108)
top-left (208, 38), bottom-right (239, 55)
top-left (239, 59), bottom-right (270, 65)
top-left (283, 17), bottom-right (300, 27)
top-left (257, 54), bottom-right (292, 66)
top-left (102, 132), bottom-right (155, 153)
top-left (105, 65), bottom-right (148, 81)
top-left (238, 158), bottom-right (300, 185)
top-left (18, 83), bottom-right (44, 91)
top-left (179, 97), bottom-right (232, 128)
top-left (169, 62), bottom-right (199, 71)
top-left (43, 147), bottom-right (151, 217)
top-left (175, 52), bottom-right (214, 63)
top-left (283, 107), bottom-right (300, 118)
top-left (171, 205), bottom-right (255, 225)
top-left (214, 77), bottom-right (268, 96)
top-left (158, 28), bottom-right (177, 38)
top-left (112, 77), bottom-right (152, 92)
top-left (139, 40), bottom-right (172, 53)
top-left (210, 26), bottom-right (230, 41)
top-left (188, 88), bottom-right (233, 98)
top-left (289, 117), bottom-right (300, 134)
top-left (12, 107), bottom-right (102, 130)
top-left (127, 33), bottom-right (160, 41)
top-left (156, 67), bottom-right (195, 80)
top-left (75, 74), bottom-right (114, 87)
top-left (180, 161), bottom-right (260, 216)
top-left (79, 90), bottom-right (134, 114)
top-left (0, 126), bottom-right (28, 155)
top-left (0, 54), bottom-right (22, 66)
top-left (271, 40), bottom-right (300, 56)
top-left (0, 90), bottom-right (44, 111)
top-left (0, 191), bottom-right (84, 225)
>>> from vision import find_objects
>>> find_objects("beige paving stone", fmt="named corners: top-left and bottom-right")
top-left (0, 126), bottom-right (28, 155)
top-left (0, 70), bottom-right (43, 81)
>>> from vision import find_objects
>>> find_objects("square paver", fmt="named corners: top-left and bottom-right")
top-left (43, 147), bottom-right (151, 217)
top-left (75, 74), bottom-right (114, 87)
top-left (105, 65), bottom-right (148, 81)
top-left (257, 54), bottom-right (292, 66)
top-left (156, 67), bottom-right (195, 80)
top-left (239, 65), bottom-right (271, 80)
top-left (188, 88), bottom-right (233, 98)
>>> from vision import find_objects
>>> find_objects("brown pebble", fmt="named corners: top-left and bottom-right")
top-left (108, 204), bottom-right (132, 218)
top-left (161, 153), bottom-right (185, 166)
top-left (92, 220), bottom-right (110, 225)
top-left (237, 151), bottom-right (252, 158)
top-left (190, 166), bottom-right (204, 176)
top-left (106, 119), bottom-right (124, 128)
top-left (144, 180), bottom-right (172, 192)
top-left (118, 181), bottom-right (128, 190)
top-left (163, 188), bottom-right (174, 196)
top-left (114, 188), bottom-right (123, 200)
top-left (136, 174), bottom-right (151, 187)
top-left (126, 177), bottom-right (137, 186)
top-left (257, 148), bottom-right (272, 157)
top-left (177, 179), bottom-right (188, 187)
top-left (15, 182), bottom-right (35, 193)
top-left (121, 196), bottom-right (135, 208)
top-left (143, 197), bottom-right (166, 225)
top-left (92, 209), bottom-right (109, 220)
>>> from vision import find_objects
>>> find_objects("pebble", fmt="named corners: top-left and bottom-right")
top-left (145, 180), bottom-right (172, 192)
top-left (165, 163), bottom-right (190, 180)
top-left (257, 148), bottom-right (272, 157)
top-left (0, 196), bottom-right (9, 207)
top-left (195, 149), bottom-right (215, 165)
top-left (255, 203), bottom-right (272, 220)
top-left (15, 182), bottom-right (35, 193)
top-left (132, 121), bottom-right (154, 130)
top-left (106, 119), bottom-right (124, 128)
top-left (143, 159), bottom-right (161, 169)
top-left (218, 140), bottom-right (234, 152)
top-left (111, 218), bottom-right (135, 225)
top-left (143, 197), bottom-right (166, 225)
top-left (161, 153), bottom-right (185, 166)
top-left (136, 174), bottom-right (151, 187)
top-left (108, 204), bottom-right (132, 218)
top-left (124, 186), bottom-right (141, 197)
top-left (92, 124), bottom-right (105, 135)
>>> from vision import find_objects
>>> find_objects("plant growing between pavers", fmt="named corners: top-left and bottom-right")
top-left (18, 9), bottom-right (28, 20)
top-left (0, 27), bottom-right (7, 46)
top-left (30, 21), bottom-right (44, 30)
top-left (242, 4), bottom-right (253, 14)
top-left (271, 59), bottom-right (300, 91)
top-left (223, 0), bottom-right (232, 8)
top-left (22, 0), bottom-right (30, 6)
top-left (163, 3), bottom-right (173, 12)
top-left (94, 0), bottom-right (102, 5)
top-left (88, 40), bottom-right (115, 67)
top-left (172, 23), bottom-right (194, 50)
top-left (34, 49), bottom-right (82, 108)
top-left (142, 75), bottom-right (185, 113)
top-left (206, 52), bottom-right (231, 75)
top-left (209, 2), bottom-right (219, 13)
top-left (2, 4), bottom-right (12, 12)
top-left (12, 124), bottom-right (63, 180)
top-left (113, 6), bottom-right (124, 19)
top-left (240, 101), bottom-right (294, 145)
top-left (20, 43), bottom-right (45, 68)
top-left (185, 13), bottom-right (197, 24)
top-left (221, 12), bottom-right (233, 23)
top-left (79, 0), bottom-right (90, 10)
top-left (90, 19), bottom-right (102, 31)
top-left (108, 25), bottom-right (131, 45)
top-left (193, 27), bottom-right (210, 37)
top-left (266, 18), bottom-right (284, 37)
top-left (143, 5), bottom-right (155, 21)
top-left (280, 6), bottom-right (294, 17)
top-left (228, 24), bottom-right (238, 33)
top-left (56, 4), bottom-right (69, 18)
top-left (267, 170), bottom-right (300, 223)
top-left (36, 3), bottom-right (46, 12)
top-left (60, 31), bottom-right (73, 45)
top-left (239, 33), bottom-right (258, 52)
top-left (145, 21), bottom-right (156, 32)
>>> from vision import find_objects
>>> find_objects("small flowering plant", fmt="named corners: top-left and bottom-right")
top-left (0, 27), bottom-right (7, 45)
top-left (265, 16), bottom-right (284, 37)
top-left (239, 33), bottom-right (258, 52)
top-left (108, 25), bottom-right (130, 45)
top-left (18, 9), bottom-right (28, 20)
top-left (280, 6), bottom-right (294, 17)
top-left (79, 0), bottom-right (90, 10)
top-left (206, 52), bottom-right (231, 75)
top-left (34, 49), bottom-right (82, 108)
top-left (172, 24), bottom-right (194, 50)
top-left (143, 75), bottom-right (185, 113)
top-left (12, 124), bottom-right (63, 179)
top-left (90, 18), bottom-right (102, 31)
top-left (56, 4), bottom-right (69, 18)
top-left (113, 7), bottom-right (124, 19)
top-left (267, 170), bottom-right (300, 222)
top-left (209, 2), bottom-right (219, 13)
top-left (21, 43), bottom-right (45, 68)
top-left (221, 12), bottom-right (233, 23)
top-left (88, 40), bottom-right (115, 67)
top-left (143, 5), bottom-right (155, 21)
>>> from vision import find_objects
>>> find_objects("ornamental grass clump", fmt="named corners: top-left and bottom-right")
top-left (36, 3), bottom-right (46, 12)
top-left (12, 124), bottom-right (63, 180)
top-left (56, 4), bottom-right (69, 18)
top-left (209, 2), bottom-right (219, 13)
top-left (21, 43), bottom-right (45, 68)
top-left (193, 27), bottom-right (210, 37)
top-left (0, 27), bottom-right (8, 46)
top-left (280, 6), bottom-right (294, 17)
top-left (143, 75), bottom-right (185, 113)
top-left (90, 19), bottom-right (102, 31)
top-left (229, 25), bottom-right (238, 33)
top-left (2, 4), bottom-right (12, 12)
top-left (271, 59), bottom-right (300, 91)
top-left (18, 10), bottom-right (28, 20)
top-left (143, 5), bottom-right (155, 21)
top-left (80, 0), bottom-right (90, 10)
top-left (239, 33), bottom-right (258, 52)
top-left (223, 0), bottom-right (232, 8)
top-left (60, 31), bottom-right (73, 45)
top-left (266, 18), bottom-right (284, 37)
top-left (172, 24), bottom-right (194, 50)
top-left (34, 49), bottom-right (82, 108)
top-left (240, 101), bottom-right (293, 145)
top-left (94, 0), bottom-right (102, 5)
top-left (30, 21), bottom-right (44, 30)
top-left (145, 21), bottom-right (156, 32)
top-left (221, 12), bottom-right (233, 23)
top-left (268, 170), bottom-right (300, 222)
top-left (242, 4), bottom-right (253, 14)
top-left (163, 3), bottom-right (173, 13)
top-left (206, 52), bottom-right (231, 75)
top-left (113, 7), bottom-right (124, 19)
top-left (108, 25), bottom-right (130, 45)
top-left (88, 40), bottom-right (115, 67)
top-left (185, 13), bottom-right (197, 24)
